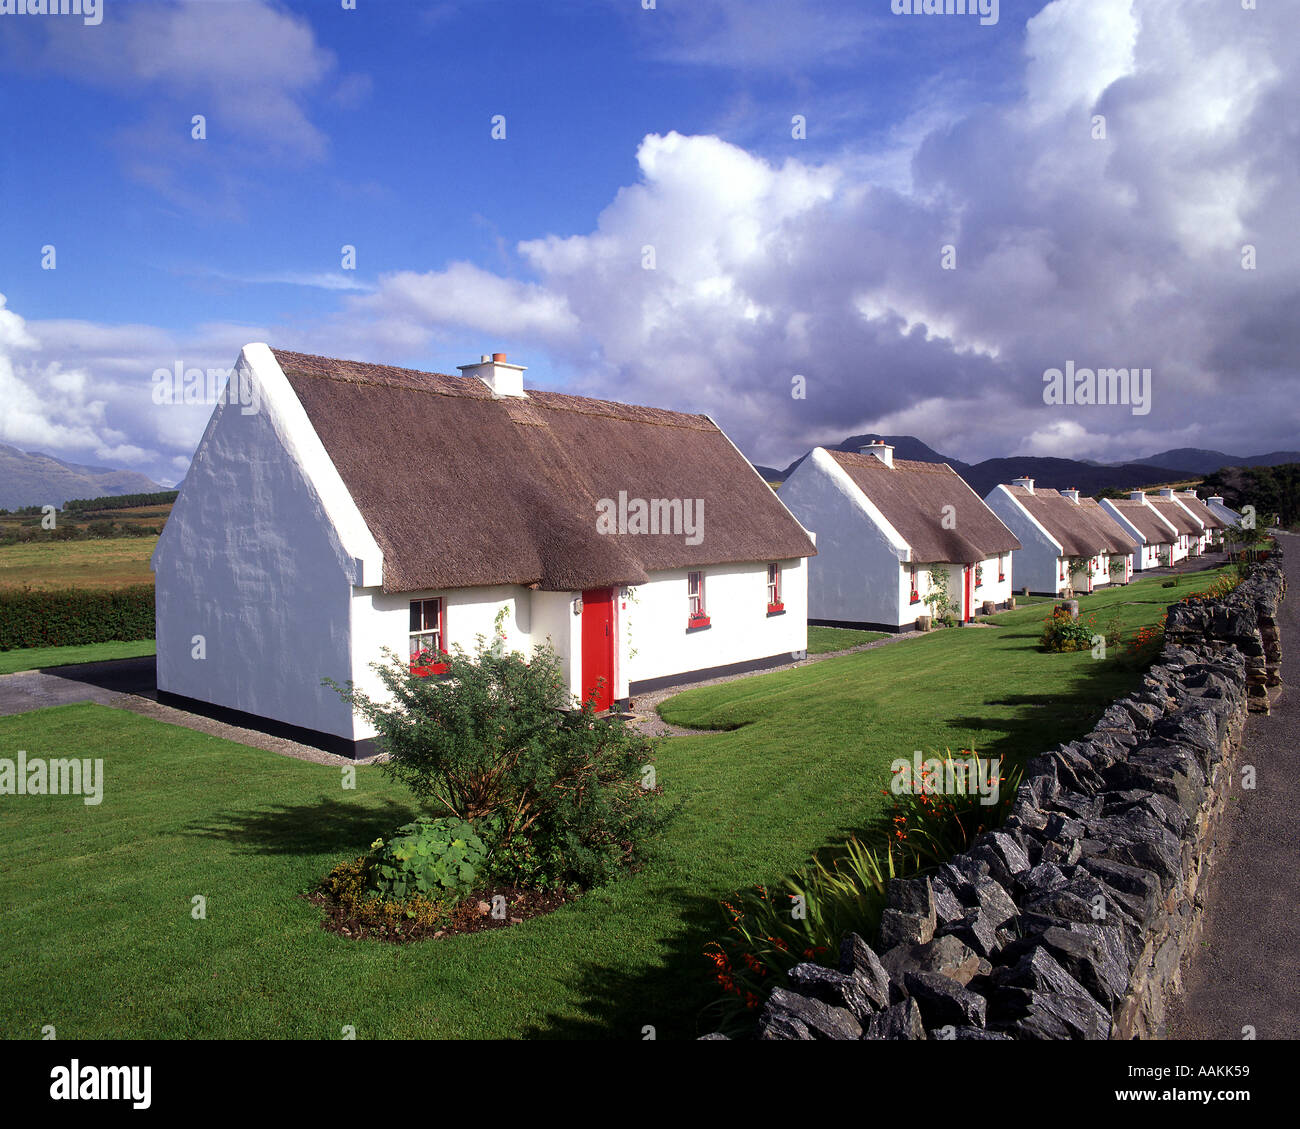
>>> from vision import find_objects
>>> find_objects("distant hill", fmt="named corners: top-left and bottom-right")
top-left (761, 434), bottom-right (970, 483)
top-left (955, 457), bottom-right (1196, 498)
top-left (1129, 448), bottom-right (1300, 475)
top-left (754, 434), bottom-right (1196, 497)
top-left (0, 444), bottom-right (165, 511)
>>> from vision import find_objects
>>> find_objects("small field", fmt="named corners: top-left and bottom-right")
top-left (0, 537), bottom-right (158, 591)
top-left (0, 566), bottom-right (1229, 1039)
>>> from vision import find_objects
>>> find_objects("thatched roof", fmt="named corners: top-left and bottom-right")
top-left (827, 451), bottom-right (1021, 563)
top-left (272, 350), bottom-right (815, 594)
top-left (1175, 492), bottom-right (1226, 531)
top-left (1104, 497), bottom-right (1176, 544)
top-left (1004, 486), bottom-right (1136, 556)
top-left (1147, 495), bottom-right (1202, 536)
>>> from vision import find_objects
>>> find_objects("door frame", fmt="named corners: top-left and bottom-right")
top-left (580, 587), bottom-right (617, 712)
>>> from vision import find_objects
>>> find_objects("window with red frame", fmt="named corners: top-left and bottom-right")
top-left (909, 564), bottom-right (920, 604)
top-left (766, 563), bottom-right (784, 613)
top-left (409, 598), bottom-right (447, 675)
top-left (687, 571), bottom-right (709, 627)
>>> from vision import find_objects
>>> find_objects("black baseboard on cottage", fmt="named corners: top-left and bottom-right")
top-left (809, 617), bottom-right (908, 633)
top-left (155, 690), bottom-right (380, 759)
top-left (629, 651), bottom-right (798, 697)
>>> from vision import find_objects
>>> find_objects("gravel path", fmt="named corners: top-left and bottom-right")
top-left (1165, 531), bottom-right (1297, 1039)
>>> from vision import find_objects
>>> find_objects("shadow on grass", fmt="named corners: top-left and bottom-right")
top-left (184, 795), bottom-right (418, 857)
top-left (519, 883), bottom-right (735, 1040)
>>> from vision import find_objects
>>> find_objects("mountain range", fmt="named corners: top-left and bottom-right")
top-left (0, 444), bottom-right (166, 511)
top-left (753, 436), bottom-right (1300, 498)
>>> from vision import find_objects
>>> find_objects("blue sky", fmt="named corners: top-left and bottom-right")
top-left (1, 0), bottom-right (1296, 485)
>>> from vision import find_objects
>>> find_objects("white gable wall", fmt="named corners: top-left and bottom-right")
top-left (779, 448), bottom-right (911, 626)
top-left (984, 487), bottom-right (1066, 595)
top-left (152, 347), bottom-right (371, 740)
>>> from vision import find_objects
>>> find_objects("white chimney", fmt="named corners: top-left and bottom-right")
top-left (1060, 488), bottom-right (1080, 503)
top-left (458, 351), bottom-right (527, 398)
top-left (1157, 488), bottom-right (1175, 498)
top-left (1012, 477), bottom-right (1035, 494)
top-left (1129, 490), bottom-right (1147, 502)
top-left (1208, 495), bottom-right (1225, 504)
top-left (861, 440), bottom-right (894, 468)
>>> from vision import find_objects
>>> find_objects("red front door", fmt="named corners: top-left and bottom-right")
top-left (963, 566), bottom-right (974, 622)
top-left (581, 587), bottom-right (616, 712)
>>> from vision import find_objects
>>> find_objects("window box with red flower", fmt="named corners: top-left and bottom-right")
top-left (409, 649), bottom-right (449, 677)
top-left (409, 597), bottom-right (448, 676)
top-left (687, 571), bottom-right (711, 630)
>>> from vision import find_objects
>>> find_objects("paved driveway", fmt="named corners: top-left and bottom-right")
top-left (0, 656), bottom-right (156, 715)
top-left (0, 655), bottom-right (362, 765)
top-left (1166, 531), bottom-right (1298, 1039)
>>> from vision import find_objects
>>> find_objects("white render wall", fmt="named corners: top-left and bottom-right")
top-left (985, 487), bottom-right (1066, 595)
top-left (152, 350), bottom-right (368, 741)
top-left (622, 558), bottom-right (808, 690)
top-left (344, 560), bottom-right (807, 738)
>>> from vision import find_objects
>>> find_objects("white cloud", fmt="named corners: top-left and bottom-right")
top-left (1, 0), bottom-right (357, 211)
top-left (12, 0), bottom-right (1300, 479)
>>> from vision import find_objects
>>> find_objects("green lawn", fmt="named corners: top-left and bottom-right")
top-left (0, 639), bottom-right (156, 676)
top-left (0, 567), bottom-right (1228, 1040)
top-left (806, 625), bottom-right (889, 654)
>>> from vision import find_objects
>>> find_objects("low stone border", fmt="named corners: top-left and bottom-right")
top-left (715, 556), bottom-right (1286, 1041)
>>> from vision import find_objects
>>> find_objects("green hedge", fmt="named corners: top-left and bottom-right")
top-left (61, 490), bottom-right (179, 513)
top-left (0, 586), bottom-right (155, 650)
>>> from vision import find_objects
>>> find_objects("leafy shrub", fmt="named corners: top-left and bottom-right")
top-left (1161, 579), bottom-right (1177, 589)
top-left (0, 585), bottom-right (154, 650)
top-left (315, 858), bottom-right (452, 938)
top-left (1040, 606), bottom-right (1097, 652)
top-left (368, 817), bottom-right (486, 901)
top-left (478, 822), bottom-right (571, 891)
top-left (326, 640), bottom-right (675, 889)
top-left (320, 856), bottom-right (371, 909)
top-left (922, 567), bottom-right (959, 628)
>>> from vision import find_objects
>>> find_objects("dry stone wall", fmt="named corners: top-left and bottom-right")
top-left (725, 557), bottom-right (1286, 1041)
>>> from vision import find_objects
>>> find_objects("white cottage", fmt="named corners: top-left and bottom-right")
top-left (1144, 492), bottom-right (1202, 564)
top-left (152, 345), bottom-right (816, 757)
top-left (1202, 494), bottom-right (1242, 531)
top-left (778, 442), bottom-right (1021, 630)
top-left (1097, 493), bottom-right (1181, 572)
top-left (984, 479), bottom-right (1136, 595)
top-left (1169, 490), bottom-right (1226, 553)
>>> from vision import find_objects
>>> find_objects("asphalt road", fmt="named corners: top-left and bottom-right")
top-left (1166, 531), bottom-right (1299, 1040)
